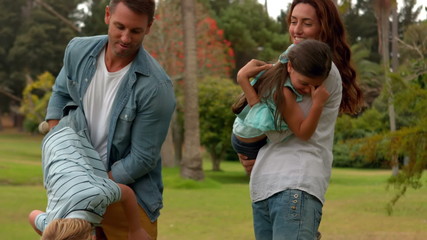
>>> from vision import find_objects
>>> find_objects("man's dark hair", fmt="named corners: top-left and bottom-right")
top-left (109, 0), bottom-right (155, 23)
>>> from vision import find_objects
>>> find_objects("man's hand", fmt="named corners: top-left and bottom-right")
top-left (238, 154), bottom-right (255, 175)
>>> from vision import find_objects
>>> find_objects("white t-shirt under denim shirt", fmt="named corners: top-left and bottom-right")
top-left (83, 48), bottom-right (131, 167)
top-left (249, 63), bottom-right (342, 204)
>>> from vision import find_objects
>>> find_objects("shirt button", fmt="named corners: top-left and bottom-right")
top-left (85, 78), bottom-right (88, 82)
top-left (291, 206), bottom-right (296, 210)
top-left (294, 194), bottom-right (298, 198)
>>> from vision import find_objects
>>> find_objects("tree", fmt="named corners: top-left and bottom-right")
top-left (81, 0), bottom-right (109, 35)
top-left (144, 0), bottom-right (235, 166)
top-left (198, 76), bottom-right (241, 171)
top-left (373, 0), bottom-right (399, 175)
top-left (19, 72), bottom-right (54, 132)
top-left (180, 0), bottom-right (204, 180)
top-left (350, 43), bottom-right (383, 107)
top-left (0, 0), bottom-right (84, 128)
top-left (209, 0), bottom-right (290, 77)
top-left (339, 21), bottom-right (427, 214)
top-left (145, 0), bottom-right (235, 79)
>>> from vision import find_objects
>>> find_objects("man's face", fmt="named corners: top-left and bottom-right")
top-left (105, 2), bottom-right (152, 59)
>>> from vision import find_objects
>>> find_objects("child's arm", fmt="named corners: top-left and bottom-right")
top-left (281, 84), bottom-right (330, 140)
top-left (237, 59), bottom-right (273, 107)
top-left (28, 210), bottom-right (44, 236)
top-left (117, 183), bottom-right (152, 240)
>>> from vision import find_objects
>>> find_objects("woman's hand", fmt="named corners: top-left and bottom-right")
top-left (237, 59), bottom-right (273, 82)
top-left (238, 153), bottom-right (256, 175)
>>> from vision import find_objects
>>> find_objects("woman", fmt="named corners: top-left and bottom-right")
top-left (238, 0), bottom-right (363, 239)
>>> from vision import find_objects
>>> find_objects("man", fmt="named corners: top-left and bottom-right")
top-left (45, 0), bottom-right (176, 239)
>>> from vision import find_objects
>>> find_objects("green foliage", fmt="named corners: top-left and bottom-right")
top-left (343, 0), bottom-right (380, 62)
top-left (399, 21), bottom-right (427, 64)
top-left (350, 42), bottom-right (383, 106)
top-left (333, 18), bottom-right (427, 210)
top-left (198, 76), bottom-right (241, 169)
top-left (349, 127), bottom-right (427, 214)
top-left (19, 72), bottom-right (54, 133)
top-left (335, 108), bottom-right (388, 142)
top-left (211, 0), bottom-right (290, 75)
top-left (333, 108), bottom-right (390, 168)
top-left (81, 0), bottom-right (109, 35)
top-left (0, 0), bottom-right (84, 115)
top-left (143, 0), bottom-right (235, 79)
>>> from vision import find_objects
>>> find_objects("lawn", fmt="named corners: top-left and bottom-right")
top-left (0, 130), bottom-right (426, 240)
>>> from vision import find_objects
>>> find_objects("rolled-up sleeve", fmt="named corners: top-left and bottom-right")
top-left (46, 39), bottom-right (78, 121)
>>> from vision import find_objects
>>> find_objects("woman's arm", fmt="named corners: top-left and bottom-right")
top-left (281, 84), bottom-right (330, 141)
top-left (117, 183), bottom-right (151, 240)
top-left (236, 59), bottom-right (273, 107)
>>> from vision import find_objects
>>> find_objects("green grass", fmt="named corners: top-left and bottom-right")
top-left (1, 131), bottom-right (426, 240)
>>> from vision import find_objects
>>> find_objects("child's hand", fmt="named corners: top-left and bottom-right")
top-left (128, 228), bottom-right (151, 240)
top-left (310, 84), bottom-right (330, 107)
top-left (237, 59), bottom-right (273, 81)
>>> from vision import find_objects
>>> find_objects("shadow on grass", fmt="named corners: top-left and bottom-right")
top-left (205, 170), bottom-right (250, 185)
top-left (162, 167), bottom-right (250, 189)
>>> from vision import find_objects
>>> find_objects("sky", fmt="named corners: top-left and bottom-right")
top-left (257, 0), bottom-right (427, 21)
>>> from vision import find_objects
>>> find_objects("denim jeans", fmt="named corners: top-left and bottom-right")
top-left (252, 189), bottom-right (323, 240)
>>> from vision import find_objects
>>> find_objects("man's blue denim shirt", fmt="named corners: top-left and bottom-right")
top-left (46, 35), bottom-right (176, 221)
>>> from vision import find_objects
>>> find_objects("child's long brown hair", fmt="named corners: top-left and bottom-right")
top-left (232, 39), bottom-right (332, 130)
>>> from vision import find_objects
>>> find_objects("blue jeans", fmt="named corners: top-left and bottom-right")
top-left (252, 189), bottom-right (323, 240)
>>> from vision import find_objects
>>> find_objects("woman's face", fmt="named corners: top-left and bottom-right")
top-left (289, 3), bottom-right (321, 44)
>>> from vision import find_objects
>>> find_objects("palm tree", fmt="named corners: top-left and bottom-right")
top-left (373, 0), bottom-right (399, 176)
top-left (180, 0), bottom-right (204, 180)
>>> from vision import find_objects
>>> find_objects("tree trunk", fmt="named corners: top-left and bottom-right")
top-left (180, 0), bottom-right (204, 180)
top-left (391, 6), bottom-right (399, 71)
top-left (161, 123), bottom-right (176, 167)
top-left (375, 0), bottom-right (398, 176)
top-left (0, 109), bottom-right (3, 131)
top-left (172, 112), bottom-right (183, 165)
top-left (390, 3), bottom-right (399, 176)
top-left (210, 151), bottom-right (222, 171)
